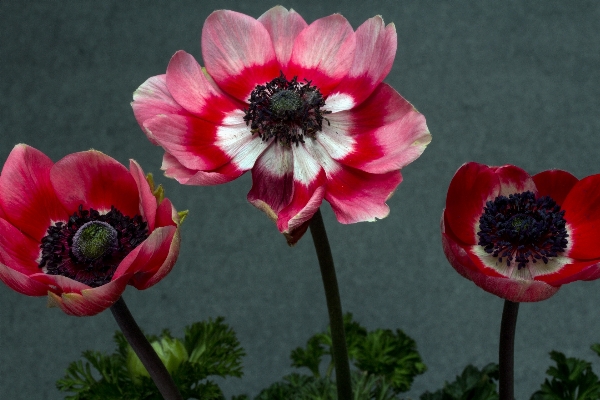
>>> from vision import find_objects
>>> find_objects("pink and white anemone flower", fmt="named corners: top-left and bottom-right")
top-left (0, 145), bottom-right (181, 316)
top-left (132, 6), bottom-right (431, 244)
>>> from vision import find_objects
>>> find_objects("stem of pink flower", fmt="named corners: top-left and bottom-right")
top-left (110, 296), bottom-right (184, 400)
top-left (309, 208), bottom-right (353, 399)
top-left (499, 300), bottom-right (519, 400)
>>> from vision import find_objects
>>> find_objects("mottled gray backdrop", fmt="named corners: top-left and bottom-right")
top-left (1, 1), bottom-right (599, 399)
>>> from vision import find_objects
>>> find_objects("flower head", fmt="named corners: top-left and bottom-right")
top-left (0, 145), bottom-right (181, 316)
top-left (442, 162), bottom-right (600, 302)
top-left (132, 6), bottom-right (430, 244)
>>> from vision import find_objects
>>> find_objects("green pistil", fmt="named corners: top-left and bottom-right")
top-left (270, 90), bottom-right (302, 117)
top-left (73, 221), bottom-right (118, 261)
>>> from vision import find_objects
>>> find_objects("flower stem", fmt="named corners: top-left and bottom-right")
top-left (110, 296), bottom-right (183, 400)
top-left (309, 208), bottom-right (352, 399)
top-left (499, 300), bottom-right (519, 400)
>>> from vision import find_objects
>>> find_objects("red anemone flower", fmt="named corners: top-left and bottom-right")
top-left (442, 162), bottom-right (600, 302)
top-left (0, 145), bottom-right (181, 316)
top-left (132, 6), bottom-right (430, 244)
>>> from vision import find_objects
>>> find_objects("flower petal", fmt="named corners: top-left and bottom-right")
top-left (155, 197), bottom-right (179, 228)
top-left (166, 51), bottom-right (244, 124)
top-left (0, 218), bottom-right (41, 276)
top-left (493, 164), bottom-right (537, 196)
top-left (445, 163), bottom-right (500, 245)
top-left (144, 114), bottom-right (232, 171)
top-left (535, 259), bottom-right (600, 286)
top-left (258, 6), bottom-right (307, 70)
top-left (532, 169), bottom-right (579, 206)
top-left (247, 142), bottom-right (326, 242)
top-left (0, 264), bottom-right (48, 296)
top-left (329, 17), bottom-right (397, 109)
top-left (162, 152), bottom-right (244, 185)
top-left (51, 150), bottom-right (140, 217)
top-left (129, 160), bottom-right (157, 231)
top-left (561, 174), bottom-right (600, 260)
top-left (0, 144), bottom-right (68, 241)
top-left (442, 219), bottom-right (559, 302)
top-left (45, 273), bottom-right (131, 316)
top-left (287, 14), bottom-right (356, 96)
top-left (202, 10), bottom-right (280, 102)
top-left (321, 84), bottom-right (430, 174)
top-left (113, 225), bottom-right (178, 290)
top-left (132, 74), bottom-right (187, 144)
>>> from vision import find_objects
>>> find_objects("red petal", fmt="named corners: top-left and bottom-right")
top-left (445, 162), bottom-right (500, 245)
top-left (155, 197), bottom-right (178, 228)
top-left (561, 174), bottom-right (600, 259)
top-left (166, 51), bottom-right (244, 124)
top-left (202, 10), bottom-right (280, 102)
top-left (535, 259), bottom-right (600, 286)
top-left (287, 14), bottom-right (356, 96)
top-left (329, 16), bottom-right (397, 108)
top-left (0, 218), bottom-right (40, 276)
top-left (129, 160), bottom-right (157, 231)
top-left (258, 6), bottom-right (307, 70)
top-left (51, 150), bottom-right (139, 217)
top-left (0, 144), bottom-right (68, 241)
top-left (0, 264), bottom-right (48, 296)
top-left (493, 164), bottom-right (536, 196)
top-left (45, 274), bottom-right (131, 316)
top-left (113, 226), bottom-right (178, 290)
top-left (532, 169), bottom-right (578, 206)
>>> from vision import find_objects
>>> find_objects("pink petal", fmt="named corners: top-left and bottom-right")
top-left (247, 143), bottom-right (327, 242)
top-left (493, 165), bottom-right (537, 196)
top-left (51, 150), bottom-right (140, 217)
top-left (132, 74), bottom-right (187, 144)
top-left (129, 160), bottom-right (157, 231)
top-left (0, 218), bottom-right (41, 276)
top-left (324, 164), bottom-right (402, 224)
top-left (113, 226), bottom-right (178, 290)
top-left (322, 84), bottom-right (430, 174)
top-left (162, 152), bottom-right (245, 185)
top-left (0, 144), bottom-right (68, 241)
top-left (329, 17), bottom-right (397, 109)
top-left (561, 174), bottom-right (600, 260)
top-left (258, 6), bottom-right (307, 71)
top-left (144, 114), bottom-right (232, 171)
top-left (166, 51), bottom-right (245, 124)
top-left (0, 263), bottom-right (48, 296)
top-left (202, 10), bottom-right (280, 102)
top-left (445, 163), bottom-right (500, 245)
top-left (46, 274), bottom-right (131, 316)
top-left (287, 14), bottom-right (356, 96)
top-left (532, 169), bottom-right (579, 206)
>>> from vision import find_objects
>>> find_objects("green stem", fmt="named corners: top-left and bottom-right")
top-left (110, 296), bottom-right (183, 400)
top-left (309, 208), bottom-right (352, 399)
top-left (499, 300), bottom-right (519, 400)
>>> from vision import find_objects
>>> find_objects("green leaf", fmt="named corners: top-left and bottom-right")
top-left (419, 363), bottom-right (499, 400)
top-left (530, 351), bottom-right (600, 400)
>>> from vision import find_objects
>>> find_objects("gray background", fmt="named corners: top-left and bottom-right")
top-left (1, 1), bottom-right (599, 399)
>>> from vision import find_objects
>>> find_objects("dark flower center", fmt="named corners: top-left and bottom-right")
top-left (243, 72), bottom-right (331, 147)
top-left (39, 205), bottom-right (149, 288)
top-left (477, 191), bottom-right (568, 269)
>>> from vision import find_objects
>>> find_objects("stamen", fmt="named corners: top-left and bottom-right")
top-left (477, 191), bottom-right (568, 269)
top-left (244, 72), bottom-right (331, 147)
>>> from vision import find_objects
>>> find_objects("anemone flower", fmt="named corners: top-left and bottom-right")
top-left (442, 162), bottom-right (600, 302)
top-left (132, 6), bottom-right (430, 244)
top-left (0, 144), bottom-right (181, 316)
